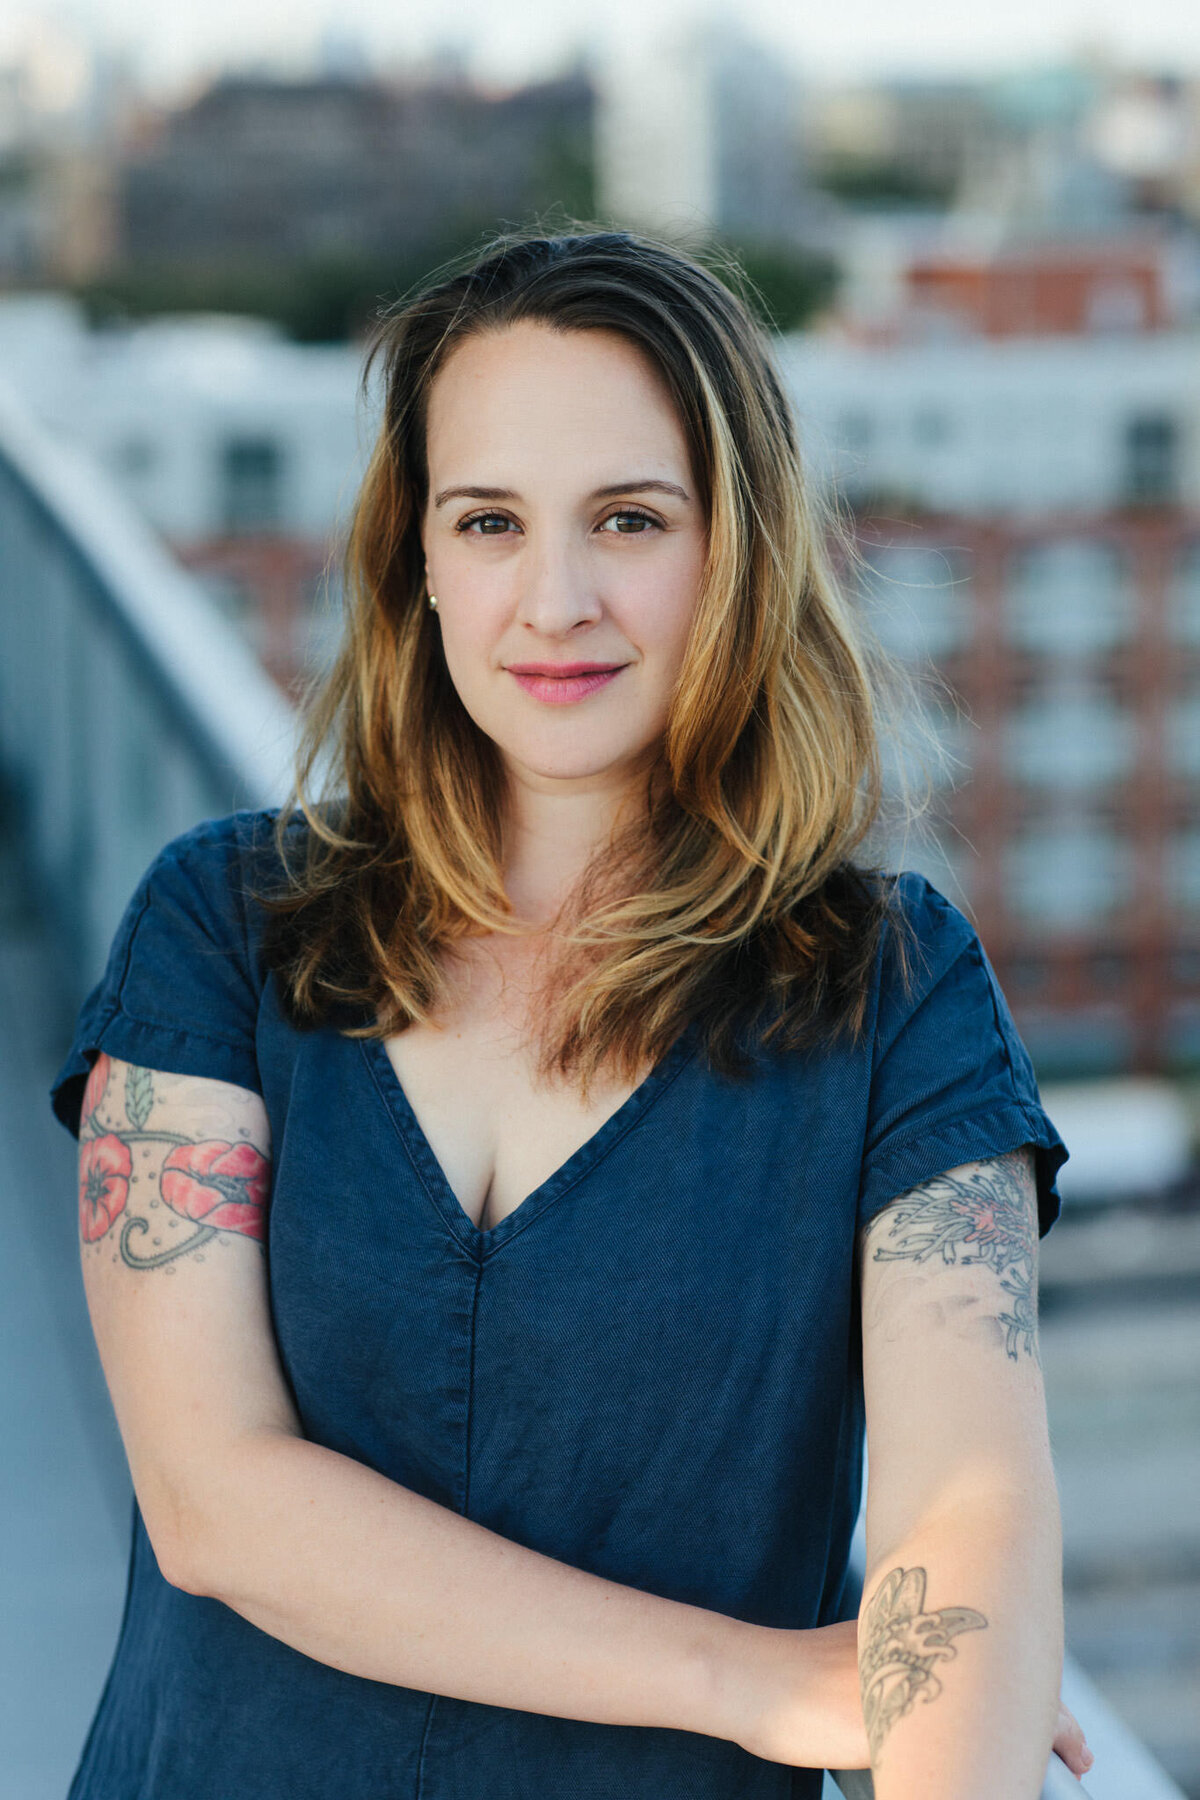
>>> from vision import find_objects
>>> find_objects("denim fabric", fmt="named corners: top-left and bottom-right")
top-left (50, 810), bottom-right (1068, 1800)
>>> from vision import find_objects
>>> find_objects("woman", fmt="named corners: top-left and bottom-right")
top-left (51, 228), bottom-right (1093, 1798)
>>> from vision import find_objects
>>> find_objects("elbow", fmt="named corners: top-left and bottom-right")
top-left (157, 1547), bottom-right (205, 1597)
top-left (137, 1475), bottom-right (220, 1598)
top-left (140, 1430), bottom-right (291, 1601)
top-left (146, 1508), bottom-right (213, 1596)
top-left (866, 1471), bottom-right (1063, 1579)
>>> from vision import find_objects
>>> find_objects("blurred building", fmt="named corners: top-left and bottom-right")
top-left (808, 58), bottom-right (1200, 279)
top-left (116, 70), bottom-right (593, 269)
top-left (0, 293), bottom-right (371, 693)
top-left (831, 213), bottom-right (1200, 347)
top-left (784, 277), bottom-right (1200, 1077)
top-left (1086, 71), bottom-right (1200, 223)
top-left (594, 23), bottom-right (810, 242)
top-left (0, 15), bottom-right (131, 284)
top-left (902, 240), bottom-right (1172, 338)
top-left (811, 76), bottom-right (1014, 207)
top-left (0, 60), bottom-right (594, 298)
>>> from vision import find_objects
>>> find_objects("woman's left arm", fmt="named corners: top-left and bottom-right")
top-left (857, 1145), bottom-right (1064, 1800)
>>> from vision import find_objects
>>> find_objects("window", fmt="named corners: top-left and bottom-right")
top-left (838, 411), bottom-right (873, 451)
top-left (912, 408), bottom-right (951, 448)
top-left (1168, 542), bottom-right (1200, 646)
top-left (220, 436), bottom-right (284, 535)
top-left (1086, 278), bottom-right (1146, 334)
top-left (856, 543), bottom-right (972, 660)
top-left (1004, 539), bottom-right (1133, 655)
top-left (1166, 829), bottom-right (1200, 913)
top-left (1123, 413), bottom-right (1179, 506)
top-left (1003, 823), bottom-right (1132, 931)
top-left (1003, 681), bottom-right (1137, 791)
top-left (1086, 950), bottom-right (1131, 993)
top-left (1167, 692), bottom-right (1200, 780)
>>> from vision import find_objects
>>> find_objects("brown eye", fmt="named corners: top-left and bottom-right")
top-left (457, 512), bottom-right (515, 535)
top-left (599, 509), bottom-right (659, 534)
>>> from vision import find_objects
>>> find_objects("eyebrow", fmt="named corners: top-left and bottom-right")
top-left (432, 478), bottom-right (691, 508)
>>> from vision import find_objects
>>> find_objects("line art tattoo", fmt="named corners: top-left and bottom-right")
top-left (78, 1052), bottom-right (268, 1268)
top-left (859, 1564), bottom-right (988, 1767)
top-left (865, 1150), bottom-right (1040, 1361)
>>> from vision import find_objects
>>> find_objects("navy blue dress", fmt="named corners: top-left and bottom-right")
top-left (50, 809), bottom-right (1067, 1799)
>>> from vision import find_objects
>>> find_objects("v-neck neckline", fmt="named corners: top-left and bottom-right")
top-left (360, 1024), bottom-right (699, 1256)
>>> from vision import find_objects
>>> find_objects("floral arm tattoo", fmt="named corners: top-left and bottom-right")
top-left (859, 1564), bottom-right (988, 1767)
top-left (861, 1147), bottom-right (1041, 1363)
top-left (78, 1051), bottom-right (269, 1271)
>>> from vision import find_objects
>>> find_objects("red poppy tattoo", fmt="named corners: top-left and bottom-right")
top-left (78, 1057), bottom-right (270, 1269)
top-left (120, 1139), bottom-right (269, 1267)
top-left (162, 1140), bottom-right (269, 1236)
top-left (79, 1134), bottom-right (133, 1241)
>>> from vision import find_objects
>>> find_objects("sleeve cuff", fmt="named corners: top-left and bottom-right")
top-left (859, 1101), bottom-right (1068, 1239)
top-left (50, 1007), bottom-right (262, 1138)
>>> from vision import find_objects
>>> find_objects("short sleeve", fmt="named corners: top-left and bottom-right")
top-left (49, 811), bottom-right (277, 1139)
top-left (858, 873), bottom-right (1068, 1239)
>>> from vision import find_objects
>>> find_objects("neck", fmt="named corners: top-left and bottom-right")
top-left (501, 760), bottom-right (653, 927)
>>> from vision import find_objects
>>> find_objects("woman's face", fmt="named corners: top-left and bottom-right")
top-left (420, 320), bottom-right (708, 793)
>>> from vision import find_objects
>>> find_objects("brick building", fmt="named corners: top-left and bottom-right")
top-left (783, 281), bottom-right (1200, 1074)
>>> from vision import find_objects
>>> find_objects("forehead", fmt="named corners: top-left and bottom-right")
top-left (423, 321), bottom-right (690, 479)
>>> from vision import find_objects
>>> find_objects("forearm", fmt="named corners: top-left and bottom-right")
top-left (176, 1429), bottom-right (757, 1737)
top-left (858, 1489), bottom-right (1064, 1799)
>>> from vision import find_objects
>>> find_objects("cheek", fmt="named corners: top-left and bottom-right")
top-left (435, 576), bottom-right (506, 671)
top-left (632, 541), bottom-right (706, 669)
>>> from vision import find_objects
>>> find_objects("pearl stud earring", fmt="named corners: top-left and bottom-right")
top-left (427, 593), bottom-right (439, 611)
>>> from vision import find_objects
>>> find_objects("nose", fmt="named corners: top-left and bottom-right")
top-left (514, 531), bottom-right (603, 636)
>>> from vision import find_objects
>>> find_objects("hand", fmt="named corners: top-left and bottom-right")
top-left (1052, 1700), bottom-right (1094, 1782)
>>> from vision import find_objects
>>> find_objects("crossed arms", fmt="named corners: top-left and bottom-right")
top-left (76, 1052), bottom-right (1079, 1792)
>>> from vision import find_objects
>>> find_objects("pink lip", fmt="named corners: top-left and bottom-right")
top-left (506, 662), bottom-right (627, 705)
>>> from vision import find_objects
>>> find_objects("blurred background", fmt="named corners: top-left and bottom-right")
top-left (0, 1), bottom-right (1198, 1795)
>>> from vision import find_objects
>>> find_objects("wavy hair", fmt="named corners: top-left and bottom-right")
top-left (257, 224), bottom-right (919, 1088)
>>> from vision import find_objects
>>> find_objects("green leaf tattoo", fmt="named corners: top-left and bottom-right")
top-left (125, 1063), bottom-right (154, 1131)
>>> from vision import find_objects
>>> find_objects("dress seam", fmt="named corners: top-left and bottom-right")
top-left (414, 1692), bottom-right (439, 1800)
top-left (462, 1258), bottom-right (483, 1518)
top-left (358, 1039), bottom-right (481, 1264)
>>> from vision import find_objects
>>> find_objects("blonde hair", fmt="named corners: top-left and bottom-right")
top-left (258, 225), bottom-right (915, 1088)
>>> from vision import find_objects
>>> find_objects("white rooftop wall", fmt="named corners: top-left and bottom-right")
top-left (780, 329), bottom-right (1200, 516)
top-left (0, 295), bottom-right (379, 541)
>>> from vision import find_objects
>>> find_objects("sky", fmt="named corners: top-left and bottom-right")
top-left (15, 0), bottom-right (1200, 97)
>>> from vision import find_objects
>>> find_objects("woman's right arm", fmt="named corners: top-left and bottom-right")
top-left (77, 1053), bottom-right (866, 1768)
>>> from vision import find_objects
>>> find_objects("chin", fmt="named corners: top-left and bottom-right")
top-left (500, 731), bottom-right (652, 787)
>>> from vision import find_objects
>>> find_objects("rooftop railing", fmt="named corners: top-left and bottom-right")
top-left (0, 375), bottom-right (294, 994)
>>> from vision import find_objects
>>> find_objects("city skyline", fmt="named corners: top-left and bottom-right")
top-left (5, 0), bottom-right (1200, 102)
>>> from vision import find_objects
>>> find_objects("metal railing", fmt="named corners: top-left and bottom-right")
top-left (0, 374), bottom-right (294, 998)
top-left (0, 378), bottom-right (1186, 1800)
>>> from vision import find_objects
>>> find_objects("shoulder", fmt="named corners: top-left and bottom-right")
top-left (108, 805), bottom-right (310, 1009)
top-left (148, 807), bottom-right (290, 882)
top-left (874, 870), bottom-right (985, 1018)
top-left (48, 809), bottom-right (300, 1137)
top-left (881, 868), bottom-right (979, 962)
top-left (139, 806), bottom-right (305, 939)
